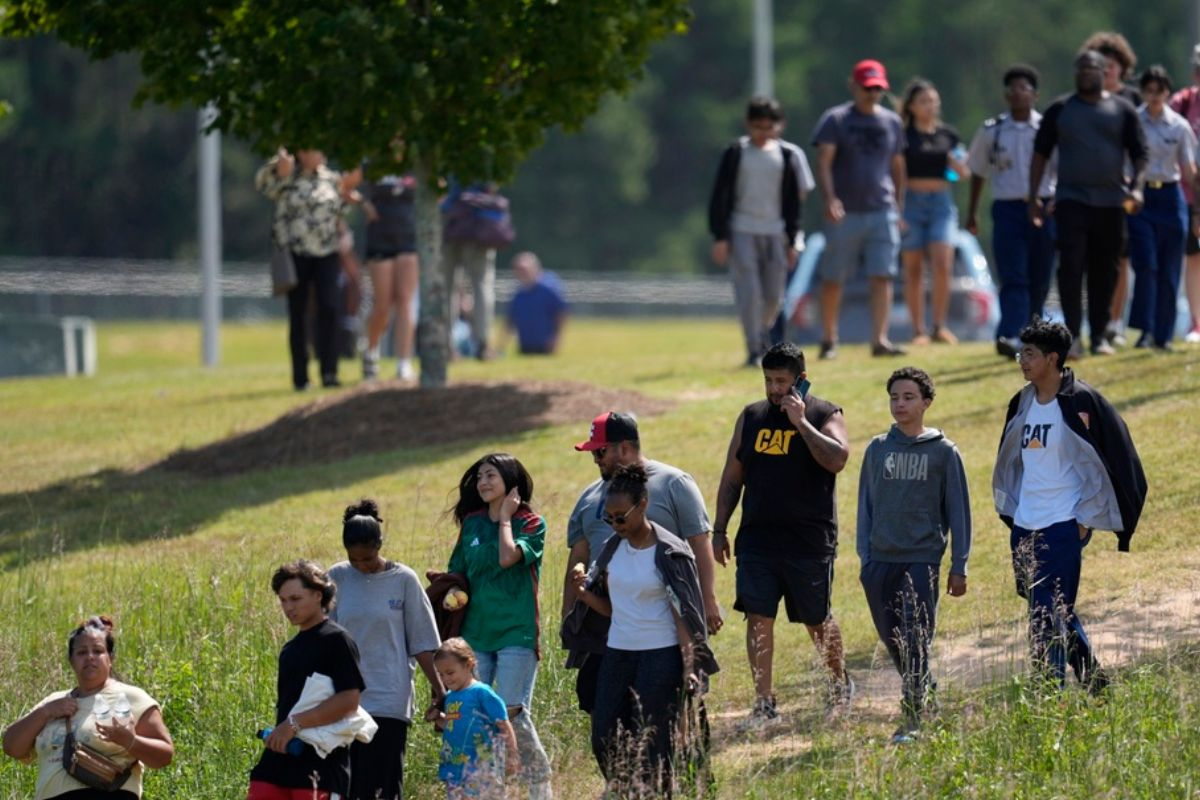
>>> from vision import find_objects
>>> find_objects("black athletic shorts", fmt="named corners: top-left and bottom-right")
top-left (734, 551), bottom-right (833, 625)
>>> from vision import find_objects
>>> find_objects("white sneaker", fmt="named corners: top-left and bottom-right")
top-left (1186, 326), bottom-right (1200, 344)
top-left (396, 360), bottom-right (416, 381)
top-left (737, 695), bottom-right (782, 732)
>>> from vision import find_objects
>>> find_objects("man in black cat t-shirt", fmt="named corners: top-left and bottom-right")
top-left (713, 342), bottom-right (854, 730)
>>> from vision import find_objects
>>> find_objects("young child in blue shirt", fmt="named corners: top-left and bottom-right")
top-left (434, 638), bottom-right (519, 798)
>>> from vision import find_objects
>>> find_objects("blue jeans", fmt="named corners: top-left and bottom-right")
top-left (1010, 519), bottom-right (1098, 686)
top-left (474, 646), bottom-right (551, 786)
top-left (1128, 183), bottom-right (1187, 345)
top-left (591, 645), bottom-right (684, 793)
top-left (993, 199), bottom-right (1056, 338)
top-left (860, 561), bottom-right (940, 718)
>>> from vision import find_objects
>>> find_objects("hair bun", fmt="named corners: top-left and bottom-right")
top-left (82, 615), bottom-right (114, 632)
top-left (343, 498), bottom-right (382, 523)
top-left (612, 463), bottom-right (648, 484)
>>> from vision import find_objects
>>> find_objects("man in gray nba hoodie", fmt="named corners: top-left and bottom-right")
top-left (857, 366), bottom-right (971, 743)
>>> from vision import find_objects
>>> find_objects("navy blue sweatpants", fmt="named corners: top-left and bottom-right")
top-left (1011, 518), bottom-right (1097, 686)
top-left (861, 561), bottom-right (940, 717)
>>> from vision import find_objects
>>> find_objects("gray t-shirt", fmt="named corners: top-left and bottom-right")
top-left (731, 139), bottom-right (786, 235)
top-left (566, 458), bottom-right (711, 563)
top-left (328, 560), bottom-right (441, 721)
top-left (1034, 93), bottom-right (1148, 208)
top-left (812, 101), bottom-right (905, 213)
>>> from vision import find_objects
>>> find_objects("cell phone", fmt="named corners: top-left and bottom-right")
top-left (793, 375), bottom-right (811, 398)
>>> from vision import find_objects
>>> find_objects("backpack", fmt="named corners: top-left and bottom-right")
top-left (443, 189), bottom-right (516, 248)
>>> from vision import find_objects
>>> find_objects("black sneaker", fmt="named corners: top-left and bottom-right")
top-left (1134, 332), bottom-right (1153, 349)
top-left (871, 341), bottom-right (906, 357)
top-left (996, 336), bottom-right (1020, 358)
top-left (819, 341), bottom-right (838, 360)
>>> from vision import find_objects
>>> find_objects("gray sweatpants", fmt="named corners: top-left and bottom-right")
top-left (441, 239), bottom-right (496, 352)
top-left (730, 231), bottom-right (789, 356)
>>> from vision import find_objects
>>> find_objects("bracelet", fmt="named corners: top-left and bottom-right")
top-left (288, 714), bottom-right (302, 733)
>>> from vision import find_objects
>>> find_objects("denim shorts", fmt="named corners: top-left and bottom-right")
top-left (820, 209), bottom-right (900, 282)
top-left (902, 189), bottom-right (958, 250)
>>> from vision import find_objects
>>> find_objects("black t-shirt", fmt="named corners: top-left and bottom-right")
top-left (249, 618), bottom-right (366, 792)
top-left (734, 396), bottom-right (841, 558)
top-left (904, 124), bottom-right (959, 179)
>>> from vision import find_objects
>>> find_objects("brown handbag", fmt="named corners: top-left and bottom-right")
top-left (61, 707), bottom-right (134, 792)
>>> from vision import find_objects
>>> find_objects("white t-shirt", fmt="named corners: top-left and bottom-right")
top-left (606, 539), bottom-right (678, 651)
top-left (1014, 397), bottom-right (1082, 529)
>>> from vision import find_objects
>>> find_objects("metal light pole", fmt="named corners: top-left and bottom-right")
top-left (198, 104), bottom-right (222, 367)
top-left (752, 0), bottom-right (773, 97)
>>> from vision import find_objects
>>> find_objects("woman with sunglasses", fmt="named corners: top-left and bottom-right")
top-left (570, 463), bottom-right (718, 795)
top-left (446, 453), bottom-right (552, 800)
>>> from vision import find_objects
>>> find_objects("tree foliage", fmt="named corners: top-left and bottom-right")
top-left (1, 0), bottom-right (690, 182)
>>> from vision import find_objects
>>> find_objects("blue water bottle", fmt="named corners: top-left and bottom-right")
top-left (946, 145), bottom-right (967, 182)
top-left (256, 728), bottom-right (305, 756)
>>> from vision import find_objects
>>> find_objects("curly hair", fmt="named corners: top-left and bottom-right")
top-left (887, 367), bottom-right (936, 400)
top-left (271, 559), bottom-right (336, 611)
top-left (1081, 31), bottom-right (1137, 78)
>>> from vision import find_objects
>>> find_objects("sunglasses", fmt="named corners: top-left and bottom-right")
top-left (602, 506), bottom-right (639, 526)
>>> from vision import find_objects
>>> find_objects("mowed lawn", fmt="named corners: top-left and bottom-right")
top-left (1, 318), bottom-right (1198, 799)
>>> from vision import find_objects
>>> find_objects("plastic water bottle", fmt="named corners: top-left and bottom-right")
top-left (92, 694), bottom-right (111, 724)
top-left (113, 692), bottom-right (133, 724)
top-left (946, 145), bottom-right (967, 182)
top-left (256, 728), bottom-right (305, 756)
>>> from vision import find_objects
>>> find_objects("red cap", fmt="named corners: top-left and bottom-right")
top-left (574, 411), bottom-right (639, 451)
top-left (852, 59), bottom-right (889, 90)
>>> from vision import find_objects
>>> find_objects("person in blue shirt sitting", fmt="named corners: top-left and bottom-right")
top-left (501, 252), bottom-right (568, 355)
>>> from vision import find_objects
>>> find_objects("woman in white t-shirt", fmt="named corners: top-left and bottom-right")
top-left (2, 615), bottom-right (174, 800)
top-left (570, 463), bottom-right (709, 796)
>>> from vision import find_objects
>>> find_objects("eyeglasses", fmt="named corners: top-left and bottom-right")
top-left (602, 506), bottom-right (639, 526)
top-left (1016, 349), bottom-right (1044, 362)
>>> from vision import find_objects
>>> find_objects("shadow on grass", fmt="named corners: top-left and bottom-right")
top-left (0, 379), bottom-right (671, 568)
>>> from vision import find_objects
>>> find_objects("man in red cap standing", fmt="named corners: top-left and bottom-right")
top-left (561, 411), bottom-right (721, 712)
top-left (811, 58), bottom-right (908, 359)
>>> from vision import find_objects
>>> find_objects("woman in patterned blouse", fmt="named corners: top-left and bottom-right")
top-left (256, 149), bottom-right (362, 390)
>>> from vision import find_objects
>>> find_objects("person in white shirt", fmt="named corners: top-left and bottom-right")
top-left (966, 64), bottom-right (1058, 358)
top-left (1127, 65), bottom-right (1198, 350)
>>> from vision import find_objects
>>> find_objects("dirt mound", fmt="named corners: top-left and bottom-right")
top-left (153, 380), bottom-right (672, 478)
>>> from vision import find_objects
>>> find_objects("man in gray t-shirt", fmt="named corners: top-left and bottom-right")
top-left (562, 411), bottom-right (720, 714)
top-left (1030, 50), bottom-right (1148, 356)
top-left (812, 59), bottom-right (908, 361)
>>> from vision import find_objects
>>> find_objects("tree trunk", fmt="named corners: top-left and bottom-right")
top-left (414, 162), bottom-right (449, 387)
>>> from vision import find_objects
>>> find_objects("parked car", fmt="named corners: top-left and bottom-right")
top-left (782, 228), bottom-right (1000, 344)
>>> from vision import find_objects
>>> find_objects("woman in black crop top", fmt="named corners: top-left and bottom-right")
top-left (900, 78), bottom-right (969, 345)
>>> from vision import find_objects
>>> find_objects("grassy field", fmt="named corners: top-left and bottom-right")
top-left (1, 318), bottom-right (1198, 799)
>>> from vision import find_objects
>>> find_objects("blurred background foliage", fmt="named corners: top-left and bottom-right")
top-left (0, 0), bottom-right (1191, 272)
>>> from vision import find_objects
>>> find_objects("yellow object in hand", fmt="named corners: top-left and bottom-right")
top-left (442, 588), bottom-right (469, 611)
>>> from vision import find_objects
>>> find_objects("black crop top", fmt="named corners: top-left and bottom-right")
top-left (904, 124), bottom-right (959, 179)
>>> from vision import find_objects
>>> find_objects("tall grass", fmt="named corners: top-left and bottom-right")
top-left (1, 319), bottom-right (1198, 798)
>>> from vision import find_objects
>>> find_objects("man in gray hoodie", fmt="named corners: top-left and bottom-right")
top-left (857, 366), bottom-right (971, 743)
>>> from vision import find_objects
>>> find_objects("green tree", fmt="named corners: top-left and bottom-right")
top-left (2, 0), bottom-right (690, 385)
